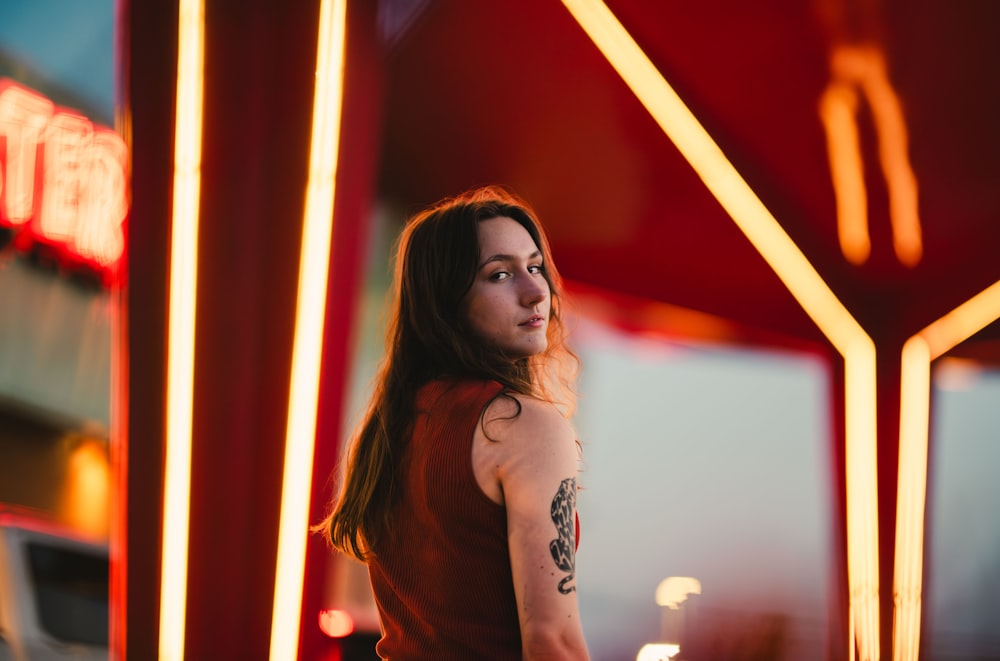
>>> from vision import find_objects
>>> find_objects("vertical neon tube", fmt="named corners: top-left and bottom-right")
top-left (893, 279), bottom-right (1000, 660)
top-left (269, 0), bottom-right (348, 658)
top-left (893, 337), bottom-right (930, 661)
top-left (845, 339), bottom-right (880, 661)
top-left (159, 0), bottom-right (205, 659)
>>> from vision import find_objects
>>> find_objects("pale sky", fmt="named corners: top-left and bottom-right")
top-left (0, 1), bottom-right (115, 122)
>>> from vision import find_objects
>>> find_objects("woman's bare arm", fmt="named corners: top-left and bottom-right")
top-left (483, 394), bottom-right (590, 660)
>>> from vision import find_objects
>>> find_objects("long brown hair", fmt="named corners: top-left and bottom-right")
top-left (316, 185), bottom-right (577, 560)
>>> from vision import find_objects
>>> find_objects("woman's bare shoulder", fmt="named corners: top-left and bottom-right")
top-left (482, 391), bottom-right (575, 444)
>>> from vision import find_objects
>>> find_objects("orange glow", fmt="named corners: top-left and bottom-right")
top-left (57, 437), bottom-right (112, 539)
top-left (159, 0), bottom-right (205, 659)
top-left (269, 0), bottom-right (348, 658)
top-left (561, 1), bottom-right (880, 657)
top-left (819, 46), bottom-right (922, 267)
top-left (318, 609), bottom-right (355, 638)
top-left (566, 280), bottom-right (742, 345)
top-left (893, 278), bottom-right (1000, 661)
top-left (932, 357), bottom-right (983, 391)
top-left (819, 84), bottom-right (869, 264)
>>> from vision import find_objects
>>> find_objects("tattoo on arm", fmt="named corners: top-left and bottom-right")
top-left (548, 477), bottom-right (577, 594)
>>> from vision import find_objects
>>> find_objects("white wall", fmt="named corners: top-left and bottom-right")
top-left (924, 363), bottom-right (1000, 658)
top-left (572, 319), bottom-right (832, 660)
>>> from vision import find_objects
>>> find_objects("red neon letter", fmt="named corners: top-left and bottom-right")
top-left (78, 129), bottom-right (128, 266)
top-left (0, 83), bottom-right (54, 225)
top-left (39, 111), bottom-right (93, 245)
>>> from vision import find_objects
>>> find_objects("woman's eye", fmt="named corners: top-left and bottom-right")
top-left (528, 264), bottom-right (543, 275)
top-left (490, 270), bottom-right (511, 281)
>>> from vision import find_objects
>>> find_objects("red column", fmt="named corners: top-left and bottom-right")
top-left (124, 1), bottom-right (382, 658)
top-left (300, 2), bottom-right (384, 658)
top-left (826, 356), bottom-right (850, 661)
top-left (122, 0), bottom-right (178, 657)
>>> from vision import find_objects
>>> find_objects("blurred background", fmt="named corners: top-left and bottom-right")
top-left (1, 1), bottom-right (998, 660)
top-left (0, 1), bottom-right (116, 527)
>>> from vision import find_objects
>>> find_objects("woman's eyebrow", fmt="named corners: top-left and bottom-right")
top-left (479, 250), bottom-right (542, 270)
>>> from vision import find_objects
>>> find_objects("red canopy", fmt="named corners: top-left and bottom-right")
top-left (377, 0), bottom-right (1000, 355)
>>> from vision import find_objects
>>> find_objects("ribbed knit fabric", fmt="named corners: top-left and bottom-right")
top-left (368, 378), bottom-right (521, 661)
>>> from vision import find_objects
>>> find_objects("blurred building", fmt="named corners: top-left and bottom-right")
top-left (0, 3), bottom-right (119, 540)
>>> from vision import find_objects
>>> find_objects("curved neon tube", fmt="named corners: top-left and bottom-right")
top-left (894, 279), bottom-right (1000, 661)
top-left (560, 1), bottom-right (880, 657)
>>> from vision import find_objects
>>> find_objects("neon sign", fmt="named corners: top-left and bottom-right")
top-left (0, 78), bottom-right (128, 285)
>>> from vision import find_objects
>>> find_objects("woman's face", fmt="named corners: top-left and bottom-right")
top-left (462, 216), bottom-right (551, 359)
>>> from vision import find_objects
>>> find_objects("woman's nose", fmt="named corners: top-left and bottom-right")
top-left (521, 275), bottom-right (549, 306)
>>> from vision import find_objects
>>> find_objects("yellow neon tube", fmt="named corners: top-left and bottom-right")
top-left (894, 278), bottom-right (1000, 661)
top-left (920, 280), bottom-right (1000, 361)
top-left (893, 336), bottom-right (931, 661)
top-left (159, 0), bottom-right (205, 659)
top-left (844, 338), bottom-right (879, 661)
top-left (560, 1), bottom-right (880, 657)
top-left (269, 0), bottom-right (348, 658)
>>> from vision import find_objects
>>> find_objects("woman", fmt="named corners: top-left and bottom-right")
top-left (317, 186), bottom-right (589, 660)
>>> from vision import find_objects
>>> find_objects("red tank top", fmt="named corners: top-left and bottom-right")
top-left (367, 378), bottom-right (520, 660)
